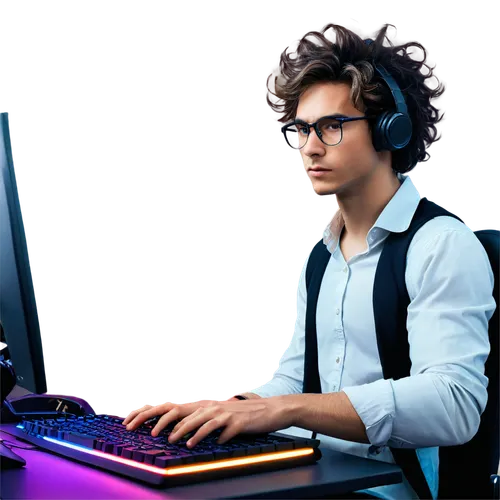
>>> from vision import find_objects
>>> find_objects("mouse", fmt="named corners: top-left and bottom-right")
top-left (0, 441), bottom-right (26, 468)
top-left (0, 392), bottom-right (97, 423)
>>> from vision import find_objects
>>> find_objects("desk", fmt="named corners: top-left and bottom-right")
top-left (1, 423), bottom-right (402, 499)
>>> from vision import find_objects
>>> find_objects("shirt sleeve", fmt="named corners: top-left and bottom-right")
top-left (246, 256), bottom-right (309, 399)
top-left (342, 221), bottom-right (495, 448)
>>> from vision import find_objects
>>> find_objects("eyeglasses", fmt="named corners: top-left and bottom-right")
top-left (281, 114), bottom-right (372, 149)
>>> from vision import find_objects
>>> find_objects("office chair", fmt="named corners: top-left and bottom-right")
top-left (438, 229), bottom-right (499, 499)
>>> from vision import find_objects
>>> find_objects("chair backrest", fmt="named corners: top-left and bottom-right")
top-left (438, 229), bottom-right (499, 499)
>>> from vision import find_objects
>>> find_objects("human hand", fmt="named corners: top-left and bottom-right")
top-left (122, 398), bottom-right (217, 436)
top-left (166, 396), bottom-right (294, 448)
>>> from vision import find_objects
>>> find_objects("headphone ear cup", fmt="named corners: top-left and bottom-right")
top-left (372, 111), bottom-right (391, 151)
top-left (372, 111), bottom-right (412, 151)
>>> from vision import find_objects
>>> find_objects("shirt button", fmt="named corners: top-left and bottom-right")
top-left (336, 308), bottom-right (340, 315)
top-left (343, 266), bottom-right (348, 273)
top-left (336, 357), bottom-right (341, 363)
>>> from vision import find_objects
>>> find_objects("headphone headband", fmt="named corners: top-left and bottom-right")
top-left (362, 38), bottom-right (412, 152)
top-left (373, 65), bottom-right (408, 115)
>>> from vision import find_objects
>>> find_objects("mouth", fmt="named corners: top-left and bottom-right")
top-left (308, 166), bottom-right (332, 177)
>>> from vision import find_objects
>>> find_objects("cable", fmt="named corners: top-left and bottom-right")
top-left (0, 429), bottom-right (40, 450)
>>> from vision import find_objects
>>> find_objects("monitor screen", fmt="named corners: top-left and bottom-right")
top-left (0, 111), bottom-right (48, 393)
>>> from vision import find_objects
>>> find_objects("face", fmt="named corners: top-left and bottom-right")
top-left (295, 81), bottom-right (389, 197)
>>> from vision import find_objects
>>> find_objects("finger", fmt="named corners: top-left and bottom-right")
top-left (122, 405), bottom-right (153, 425)
top-left (169, 407), bottom-right (203, 435)
top-left (167, 408), bottom-right (207, 442)
top-left (122, 404), bottom-right (153, 425)
top-left (169, 409), bottom-right (221, 446)
top-left (150, 407), bottom-right (185, 436)
top-left (155, 403), bottom-right (208, 437)
top-left (126, 403), bottom-right (171, 430)
top-left (185, 418), bottom-right (225, 448)
top-left (155, 406), bottom-right (201, 437)
top-left (122, 403), bottom-right (151, 425)
top-left (170, 415), bottom-right (191, 434)
top-left (122, 401), bottom-right (163, 425)
top-left (217, 422), bottom-right (242, 445)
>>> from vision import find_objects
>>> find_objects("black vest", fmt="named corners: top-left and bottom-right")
top-left (302, 197), bottom-right (499, 499)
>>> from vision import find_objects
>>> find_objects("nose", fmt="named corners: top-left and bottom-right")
top-left (302, 125), bottom-right (325, 154)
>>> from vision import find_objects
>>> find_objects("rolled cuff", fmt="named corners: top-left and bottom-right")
top-left (342, 378), bottom-right (396, 448)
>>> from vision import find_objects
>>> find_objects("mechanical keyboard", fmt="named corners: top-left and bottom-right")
top-left (10, 413), bottom-right (322, 486)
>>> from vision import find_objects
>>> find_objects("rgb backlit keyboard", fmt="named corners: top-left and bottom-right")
top-left (12, 413), bottom-right (322, 486)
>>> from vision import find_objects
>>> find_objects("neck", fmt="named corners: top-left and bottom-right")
top-left (337, 166), bottom-right (402, 241)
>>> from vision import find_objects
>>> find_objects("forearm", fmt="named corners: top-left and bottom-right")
top-left (285, 392), bottom-right (369, 444)
top-left (342, 371), bottom-right (486, 448)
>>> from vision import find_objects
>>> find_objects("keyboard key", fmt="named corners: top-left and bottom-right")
top-left (23, 421), bottom-right (34, 432)
top-left (95, 440), bottom-right (105, 451)
top-left (247, 444), bottom-right (265, 455)
top-left (102, 442), bottom-right (121, 453)
top-left (142, 449), bottom-right (169, 465)
top-left (121, 447), bottom-right (142, 460)
top-left (212, 448), bottom-right (231, 460)
top-left (154, 454), bottom-right (184, 467)
top-left (293, 438), bottom-right (319, 449)
top-left (142, 438), bottom-right (159, 446)
top-left (230, 448), bottom-right (247, 458)
top-left (180, 455), bottom-right (197, 464)
top-left (47, 428), bottom-right (60, 438)
top-left (189, 451), bottom-right (215, 463)
top-left (131, 448), bottom-right (163, 462)
top-left (38, 425), bottom-right (51, 436)
top-left (259, 444), bottom-right (276, 453)
top-left (112, 444), bottom-right (127, 456)
top-left (274, 441), bottom-right (294, 451)
top-left (153, 443), bottom-right (169, 450)
top-left (64, 432), bottom-right (97, 449)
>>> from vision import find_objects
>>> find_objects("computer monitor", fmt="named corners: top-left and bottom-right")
top-left (0, 112), bottom-right (47, 395)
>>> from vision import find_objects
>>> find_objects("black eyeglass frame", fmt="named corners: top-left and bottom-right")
top-left (281, 114), bottom-right (374, 149)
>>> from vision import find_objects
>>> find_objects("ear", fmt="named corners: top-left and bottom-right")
top-left (376, 149), bottom-right (392, 165)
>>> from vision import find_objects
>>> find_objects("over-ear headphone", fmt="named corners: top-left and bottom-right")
top-left (363, 38), bottom-right (412, 152)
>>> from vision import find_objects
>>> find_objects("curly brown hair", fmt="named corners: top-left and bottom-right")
top-left (266, 23), bottom-right (446, 174)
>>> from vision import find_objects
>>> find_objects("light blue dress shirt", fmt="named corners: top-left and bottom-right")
top-left (248, 173), bottom-right (496, 499)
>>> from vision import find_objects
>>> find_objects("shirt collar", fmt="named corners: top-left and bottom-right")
top-left (323, 173), bottom-right (421, 254)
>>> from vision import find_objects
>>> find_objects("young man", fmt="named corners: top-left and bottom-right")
top-left (123, 23), bottom-right (495, 499)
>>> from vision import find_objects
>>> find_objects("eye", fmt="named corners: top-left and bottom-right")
top-left (328, 123), bottom-right (341, 130)
top-left (318, 117), bottom-right (342, 133)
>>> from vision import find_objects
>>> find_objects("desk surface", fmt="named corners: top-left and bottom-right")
top-left (1, 423), bottom-right (402, 499)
